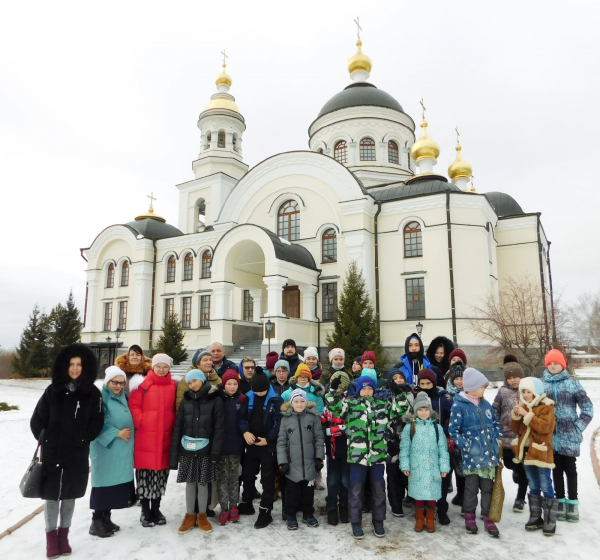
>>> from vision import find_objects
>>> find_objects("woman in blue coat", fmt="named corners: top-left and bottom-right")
top-left (89, 366), bottom-right (136, 538)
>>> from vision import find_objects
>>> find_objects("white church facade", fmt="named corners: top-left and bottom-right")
top-left (80, 38), bottom-right (553, 366)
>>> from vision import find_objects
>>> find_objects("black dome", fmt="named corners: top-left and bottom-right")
top-left (124, 218), bottom-right (184, 240)
top-left (372, 175), bottom-right (461, 202)
top-left (317, 82), bottom-right (403, 119)
top-left (485, 192), bottom-right (525, 217)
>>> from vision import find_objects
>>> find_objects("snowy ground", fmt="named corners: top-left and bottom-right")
top-left (1, 376), bottom-right (600, 560)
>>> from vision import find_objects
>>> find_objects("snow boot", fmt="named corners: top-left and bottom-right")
top-left (102, 511), bottom-right (120, 532)
top-left (451, 493), bottom-right (463, 507)
top-left (566, 499), bottom-right (579, 522)
top-left (45, 530), bottom-right (60, 559)
top-left (254, 507), bottom-right (272, 529)
top-left (556, 498), bottom-right (567, 521)
top-left (57, 527), bottom-right (72, 555)
top-left (287, 515), bottom-right (299, 530)
top-left (482, 515), bottom-right (499, 538)
top-left (327, 509), bottom-right (339, 526)
top-left (89, 518), bottom-right (113, 538)
top-left (140, 499), bottom-right (155, 528)
top-left (351, 523), bottom-right (364, 540)
top-left (151, 499), bottom-right (166, 525)
top-left (464, 512), bottom-right (478, 534)
top-left (218, 510), bottom-right (230, 526)
top-left (426, 508), bottom-right (436, 533)
top-left (302, 515), bottom-right (319, 528)
top-left (414, 508), bottom-right (425, 532)
top-left (525, 494), bottom-right (544, 531)
top-left (438, 510), bottom-right (451, 525)
top-left (229, 506), bottom-right (240, 523)
top-left (543, 497), bottom-right (559, 536)
top-left (237, 501), bottom-right (255, 515)
top-left (513, 499), bottom-right (526, 513)
top-left (197, 513), bottom-right (213, 533)
top-left (178, 514), bottom-right (197, 535)
top-left (371, 519), bottom-right (385, 538)
top-left (339, 504), bottom-right (349, 523)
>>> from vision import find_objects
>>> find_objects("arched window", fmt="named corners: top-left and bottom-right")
top-left (201, 250), bottom-right (212, 279)
top-left (388, 140), bottom-right (399, 164)
top-left (120, 260), bottom-right (129, 287)
top-left (404, 221), bottom-right (423, 258)
top-left (322, 228), bottom-right (337, 263)
top-left (183, 253), bottom-right (193, 280)
top-left (218, 131), bottom-right (226, 148)
top-left (277, 200), bottom-right (300, 241)
top-left (106, 263), bottom-right (115, 288)
top-left (334, 140), bottom-right (347, 164)
top-left (166, 255), bottom-right (176, 282)
top-left (360, 137), bottom-right (376, 161)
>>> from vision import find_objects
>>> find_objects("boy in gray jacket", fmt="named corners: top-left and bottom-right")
top-left (277, 389), bottom-right (325, 530)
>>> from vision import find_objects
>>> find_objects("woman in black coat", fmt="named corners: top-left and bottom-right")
top-left (30, 343), bottom-right (104, 558)
top-left (426, 336), bottom-right (456, 384)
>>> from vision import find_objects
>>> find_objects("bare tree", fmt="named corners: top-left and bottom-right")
top-left (569, 292), bottom-right (600, 354)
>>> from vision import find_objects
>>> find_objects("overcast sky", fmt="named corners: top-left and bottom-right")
top-left (1, 0), bottom-right (599, 348)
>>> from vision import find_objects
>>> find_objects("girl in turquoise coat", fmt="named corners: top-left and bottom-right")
top-left (400, 393), bottom-right (450, 534)
top-left (89, 366), bottom-right (136, 538)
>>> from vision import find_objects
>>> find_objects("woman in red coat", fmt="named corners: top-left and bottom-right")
top-left (129, 353), bottom-right (177, 528)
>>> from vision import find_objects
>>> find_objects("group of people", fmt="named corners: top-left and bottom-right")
top-left (30, 335), bottom-right (594, 558)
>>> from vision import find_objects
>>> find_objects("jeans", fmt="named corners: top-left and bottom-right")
top-left (553, 453), bottom-right (577, 500)
top-left (325, 456), bottom-right (349, 511)
top-left (524, 465), bottom-right (555, 498)
top-left (44, 499), bottom-right (75, 532)
top-left (349, 463), bottom-right (386, 524)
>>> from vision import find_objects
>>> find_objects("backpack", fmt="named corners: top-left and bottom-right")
top-left (410, 419), bottom-right (440, 444)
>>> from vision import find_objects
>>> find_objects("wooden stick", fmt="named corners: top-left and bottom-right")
top-left (0, 504), bottom-right (45, 540)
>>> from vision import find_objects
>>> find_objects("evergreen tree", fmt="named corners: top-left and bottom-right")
top-left (11, 305), bottom-right (49, 377)
top-left (326, 261), bottom-right (383, 368)
top-left (45, 291), bottom-right (82, 364)
top-left (153, 314), bottom-right (188, 365)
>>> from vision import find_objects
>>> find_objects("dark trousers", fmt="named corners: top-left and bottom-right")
top-left (436, 466), bottom-right (453, 514)
top-left (325, 456), bottom-right (349, 512)
top-left (286, 479), bottom-right (315, 518)
top-left (553, 453), bottom-right (578, 500)
top-left (349, 463), bottom-right (386, 524)
top-left (241, 445), bottom-right (275, 510)
top-left (463, 474), bottom-right (493, 515)
top-left (385, 461), bottom-right (408, 513)
top-left (502, 447), bottom-right (528, 500)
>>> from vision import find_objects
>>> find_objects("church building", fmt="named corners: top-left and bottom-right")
top-left (80, 37), bottom-right (553, 366)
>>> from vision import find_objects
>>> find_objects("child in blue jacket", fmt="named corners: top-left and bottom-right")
top-left (449, 368), bottom-right (502, 538)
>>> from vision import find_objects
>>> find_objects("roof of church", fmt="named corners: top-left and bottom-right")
top-left (371, 175), bottom-right (461, 202)
top-left (317, 82), bottom-right (404, 119)
top-left (484, 192), bottom-right (525, 217)
top-left (124, 217), bottom-right (184, 240)
top-left (255, 226), bottom-right (318, 270)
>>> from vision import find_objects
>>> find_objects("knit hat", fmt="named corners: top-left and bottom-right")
top-left (354, 356), bottom-right (362, 365)
top-left (294, 363), bottom-right (312, 380)
top-left (503, 354), bottom-right (519, 365)
top-left (356, 375), bottom-right (376, 393)
top-left (448, 349), bottom-right (467, 366)
top-left (387, 367), bottom-right (406, 382)
top-left (519, 377), bottom-right (545, 403)
top-left (282, 339), bottom-right (296, 351)
top-left (417, 369), bottom-right (437, 386)
top-left (463, 368), bottom-right (489, 392)
top-left (104, 366), bottom-right (126, 386)
top-left (361, 350), bottom-right (376, 366)
top-left (330, 371), bottom-right (351, 391)
top-left (545, 349), bottom-right (566, 370)
top-left (303, 346), bottom-right (319, 360)
top-left (265, 351), bottom-right (279, 370)
top-left (503, 361), bottom-right (524, 380)
top-left (361, 368), bottom-right (377, 382)
top-left (221, 369), bottom-right (239, 386)
top-left (328, 348), bottom-right (345, 362)
top-left (289, 388), bottom-right (308, 404)
top-left (274, 359), bottom-right (290, 373)
top-left (185, 369), bottom-right (206, 384)
top-left (192, 349), bottom-right (211, 367)
top-left (449, 362), bottom-right (465, 383)
top-left (251, 368), bottom-right (270, 392)
top-left (413, 392), bottom-right (433, 413)
top-left (152, 353), bottom-right (172, 369)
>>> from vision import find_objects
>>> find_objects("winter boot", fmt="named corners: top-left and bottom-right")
top-left (287, 515), bottom-right (299, 530)
top-left (254, 507), bottom-right (273, 529)
top-left (45, 530), bottom-right (60, 559)
top-left (566, 499), bottom-right (579, 523)
top-left (482, 515), bottom-right (499, 538)
top-left (102, 511), bottom-right (120, 533)
top-left (339, 504), bottom-right (349, 524)
top-left (178, 514), bottom-right (197, 535)
top-left (543, 498), bottom-right (559, 536)
top-left (302, 515), bottom-right (319, 528)
top-left (451, 493), bottom-right (463, 507)
top-left (57, 527), bottom-right (72, 555)
top-left (237, 501), bottom-right (255, 515)
top-left (197, 513), bottom-right (213, 533)
top-left (229, 506), bottom-right (240, 523)
top-left (425, 508), bottom-right (436, 533)
top-left (327, 509), bottom-right (339, 526)
top-left (151, 499), bottom-right (166, 525)
top-left (351, 523), bottom-right (365, 540)
top-left (525, 494), bottom-right (544, 531)
top-left (403, 496), bottom-right (415, 506)
top-left (464, 512), bottom-right (478, 534)
top-left (438, 510), bottom-right (450, 525)
top-left (513, 498), bottom-right (526, 513)
top-left (556, 499), bottom-right (567, 521)
top-left (371, 519), bottom-right (385, 538)
top-left (414, 508), bottom-right (425, 532)
top-left (218, 510), bottom-right (230, 526)
top-left (140, 499), bottom-right (155, 528)
top-left (89, 518), bottom-right (113, 538)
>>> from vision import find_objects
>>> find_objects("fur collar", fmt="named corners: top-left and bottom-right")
top-left (280, 401), bottom-right (317, 413)
top-left (128, 373), bottom-right (146, 393)
top-left (115, 353), bottom-right (151, 374)
top-left (51, 343), bottom-right (97, 393)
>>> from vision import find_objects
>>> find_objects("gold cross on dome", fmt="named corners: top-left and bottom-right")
top-left (420, 98), bottom-right (426, 121)
top-left (455, 126), bottom-right (460, 144)
top-left (354, 17), bottom-right (362, 41)
top-left (147, 192), bottom-right (156, 209)
top-left (221, 49), bottom-right (228, 66)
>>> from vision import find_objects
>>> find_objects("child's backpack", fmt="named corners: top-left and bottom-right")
top-left (410, 419), bottom-right (440, 444)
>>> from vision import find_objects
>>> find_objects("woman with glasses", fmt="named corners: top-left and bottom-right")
top-left (89, 366), bottom-right (136, 538)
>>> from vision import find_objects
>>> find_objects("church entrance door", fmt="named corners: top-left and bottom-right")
top-left (282, 285), bottom-right (300, 318)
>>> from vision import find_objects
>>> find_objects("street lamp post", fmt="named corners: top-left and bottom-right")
top-left (105, 336), bottom-right (112, 367)
top-left (416, 321), bottom-right (423, 338)
top-left (265, 319), bottom-right (274, 354)
top-left (114, 328), bottom-right (121, 357)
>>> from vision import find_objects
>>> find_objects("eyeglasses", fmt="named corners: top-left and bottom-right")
top-left (244, 366), bottom-right (255, 371)
top-left (110, 380), bottom-right (126, 387)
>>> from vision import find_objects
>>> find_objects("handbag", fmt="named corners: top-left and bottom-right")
top-left (19, 429), bottom-right (45, 498)
top-left (488, 446), bottom-right (505, 523)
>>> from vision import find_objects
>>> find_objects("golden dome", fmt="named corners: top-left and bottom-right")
top-left (348, 40), bottom-right (372, 75)
top-left (205, 96), bottom-right (239, 112)
top-left (411, 120), bottom-right (440, 162)
top-left (135, 206), bottom-right (166, 223)
top-left (448, 143), bottom-right (473, 180)
top-left (215, 63), bottom-right (232, 88)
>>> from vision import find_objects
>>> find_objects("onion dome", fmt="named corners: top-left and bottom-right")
top-left (448, 143), bottom-right (473, 181)
top-left (204, 61), bottom-right (240, 113)
top-left (411, 119), bottom-right (440, 162)
top-left (135, 205), bottom-right (165, 223)
top-left (348, 40), bottom-right (372, 81)
top-left (215, 63), bottom-right (232, 90)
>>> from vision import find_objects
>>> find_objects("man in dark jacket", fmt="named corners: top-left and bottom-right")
top-left (238, 357), bottom-right (256, 394)
top-left (393, 333), bottom-right (432, 386)
top-left (279, 339), bottom-right (303, 378)
top-left (210, 342), bottom-right (238, 376)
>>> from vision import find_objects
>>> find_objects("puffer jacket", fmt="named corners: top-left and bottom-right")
top-left (393, 333), bottom-right (432, 385)
top-left (239, 386), bottom-right (283, 451)
top-left (281, 379), bottom-right (326, 414)
top-left (449, 393), bottom-right (502, 471)
top-left (415, 387), bottom-right (452, 436)
top-left (129, 370), bottom-right (177, 470)
top-left (542, 369), bottom-right (594, 457)
top-left (492, 382), bottom-right (520, 449)
top-left (270, 376), bottom-right (291, 397)
top-left (218, 387), bottom-right (246, 456)
top-left (277, 402), bottom-right (325, 483)
top-left (177, 368), bottom-right (220, 410)
top-left (169, 383), bottom-right (224, 468)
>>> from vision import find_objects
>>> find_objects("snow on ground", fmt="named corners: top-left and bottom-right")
top-left (1, 377), bottom-right (600, 560)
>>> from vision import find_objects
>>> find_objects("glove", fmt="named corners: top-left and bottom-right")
top-left (330, 376), bottom-right (342, 391)
top-left (390, 382), bottom-right (402, 394)
top-left (279, 463), bottom-right (289, 475)
top-left (210, 452), bottom-right (220, 464)
top-left (315, 458), bottom-right (324, 472)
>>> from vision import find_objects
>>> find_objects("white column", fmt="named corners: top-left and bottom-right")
top-left (349, 142), bottom-right (357, 166)
top-left (378, 141), bottom-right (386, 164)
top-left (82, 272), bottom-right (98, 333)
top-left (249, 289), bottom-right (263, 323)
top-left (129, 261), bottom-right (154, 331)
top-left (211, 281), bottom-right (234, 320)
top-left (300, 284), bottom-right (318, 321)
top-left (417, 156), bottom-right (436, 174)
top-left (344, 230), bottom-right (375, 302)
top-left (263, 275), bottom-right (287, 317)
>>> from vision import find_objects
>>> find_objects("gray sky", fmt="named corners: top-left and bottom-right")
top-left (1, 0), bottom-right (599, 348)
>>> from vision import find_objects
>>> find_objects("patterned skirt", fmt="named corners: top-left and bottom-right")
top-left (136, 469), bottom-right (170, 500)
top-left (176, 454), bottom-right (219, 485)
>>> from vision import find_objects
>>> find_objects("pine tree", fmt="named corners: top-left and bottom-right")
top-left (325, 261), bottom-right (383, 368)
top-left (45, 291), bottom-right (82, 364)
top-left (11, 305), bottom-right (50, 377)
top-left (153, 314), bottom-right (188, 365)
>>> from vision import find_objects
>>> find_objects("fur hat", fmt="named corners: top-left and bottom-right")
top-left (503, 361), bottom-right (524, 380)
top-left (294, 363), bottom-right (312, 379)
top-left (274, 359), bottom-right (290, 373)
top-left (413, 392), bottom-right (433, 413)
top-left (290, 388), bottom-right (308, 403)
top-left (463, 368), bottom-right (489, 392)
top-left (545, 349), bottom-right (566, 370)
top-left (356, 375), bottom-right (376, 393)
top-left (330, 371), bottom-right (351, 391)
top-left (361, 350), bottom-right (376, 366)
top-left (185, 369), bottom-right (206, 384)
top-left (104, 365), bottom-right (126, 386)
top-left (265, 351), bottom-right (279, 370)
top-left (328, 348), bottom-right (345, 362)
top-left (417, 369), bottom-right (437, 386)
top-left (221, 369), bottom-right (239, 386)
top-left (448, 349), bottom-right (467, 366)
top-left (303, 346), bottom-right (319, 360)
top-left (52, 343), bottom-right (98, 390)
top-left (152, 353), bottom-right (172, 369)
top-left (282, 339), bottom-right (296, 351)
top-left (251, 368), bottom-right (270, 392)
top-left (519, 377), bottom-right (545, 403)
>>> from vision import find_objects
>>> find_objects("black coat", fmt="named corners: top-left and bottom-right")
top-left (270, 376), bottom-right (290, 397)
top-left (239, 374), bottom-right (252, 395)
top-left (215, 357), bottom-right (239, 377)
top-left (30, 344), bottom-right (104, 501)
top-left (169, 383), bottom-right (224, 468)
top-left (218, 387), bottom-right (246, 456)
top-left (279, 351), bottom-right (303, 378)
